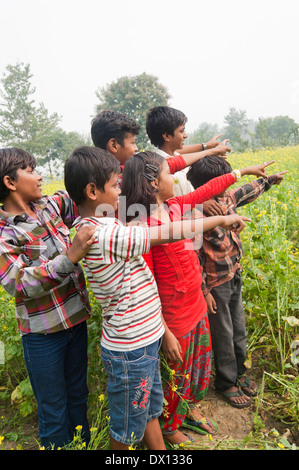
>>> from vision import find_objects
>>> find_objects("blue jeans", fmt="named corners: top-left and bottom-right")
top-left (22, 321), bottom-right (90, 449)
top-left (101, 339), bottom-right (163, 445)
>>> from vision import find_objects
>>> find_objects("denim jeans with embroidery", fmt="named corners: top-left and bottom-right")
top-left (101, 339), bottom-right (163, 445)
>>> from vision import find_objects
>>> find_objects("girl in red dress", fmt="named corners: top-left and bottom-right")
top-left (121, 151), bottom-right (268, 445)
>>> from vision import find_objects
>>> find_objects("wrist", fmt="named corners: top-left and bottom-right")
top-left (66, 250), bottom-right (78, 265)
top-left (218, 215), bottom-right (227, 227)
top-left (232, 169), bottom-right (241, 181)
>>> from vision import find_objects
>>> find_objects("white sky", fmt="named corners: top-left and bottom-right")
top-left (1, 0), bottom-right (299, 137)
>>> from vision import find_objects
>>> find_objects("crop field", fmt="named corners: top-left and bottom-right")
top-left (0, 146), bottom-right (298, 450)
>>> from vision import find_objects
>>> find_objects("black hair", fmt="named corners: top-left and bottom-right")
top-left (64, 146), bottom-right (120, 206)
top-left (91, 110), bottom-right (140, 149)
top-left (121, 151), bottom-right (165, 219)
top-left (0, 148), bottom-right (36, 202)
top-left (187, 155), bottom-right (233, 189)
top-left (146, 106), bottom-right (187, 147)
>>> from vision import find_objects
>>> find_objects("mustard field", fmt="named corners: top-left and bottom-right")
top-left (0, 145), bottom-right (298, 450)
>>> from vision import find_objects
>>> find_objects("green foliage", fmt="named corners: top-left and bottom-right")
top-left (0, 62), bottom-right (90, 177)
top-left (223, 107), bottom-right (250, 152)
top-left (187, 122), bottom-right (220, 145)
top-left (95, 72), bottom-right (170, 149)
top-left (188, 109), bottom-right (299, 153)
top-left (0, 62), bottom-right (60, 153)
top-left (255, 116), bottom-right (299, 148)
top-left (0, 146), bottom-right (298, 449)
top-left (230, 147), bottom-right (299, 428)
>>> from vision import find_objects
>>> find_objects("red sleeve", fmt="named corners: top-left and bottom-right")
top-left (166, 155), bottom-right (186, 174)
top-left (167, 173), bottom-right (236, 214)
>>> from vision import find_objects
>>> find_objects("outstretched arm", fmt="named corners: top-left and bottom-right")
top-left (149, 213), bottom-right (250, 246)
top-left (179, 140), bottom-right (231, 167)
top-left (177, 134), bottom-right (225, 154)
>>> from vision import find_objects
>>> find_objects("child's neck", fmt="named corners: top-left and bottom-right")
top-left (78, 203), bottom-right (116, 219)
top-left (159, 143), bottom-right (176, 156)
top-left (78, 205), bottom-right (99, 219)
top-left (3, 197), bottom-right (37, 219)
top-left (150, 200), bottom-right (169, 222)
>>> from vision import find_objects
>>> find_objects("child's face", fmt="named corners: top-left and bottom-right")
top-left (96, 173), bottom-right (121, 214)
top-left (155, 160), bottom-right (174, 202)
top-left (167, 123), bottom-right (187, 151)
top-left (116, 133), bottom-right (138, 165)
top-left (14, 166), bottom-right (43, 202)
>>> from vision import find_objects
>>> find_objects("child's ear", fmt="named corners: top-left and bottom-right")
top-left (106, 138), bottom-right (120, 155)
top-left (85, 182), bottom-right (97, 200)
top-left (162, 132), bottom-right (170, 143)
top-left (3, 175), bottom-right (17, 192)
top-left (150, 178), bottom-right (159, 190)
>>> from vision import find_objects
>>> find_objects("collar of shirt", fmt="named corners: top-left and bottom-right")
top-left (0, 197), bottom-right (48, 225)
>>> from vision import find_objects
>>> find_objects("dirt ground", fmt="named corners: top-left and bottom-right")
top-left (183, 373), bottom-right (298, 449)
top-left (185, 389), bottom-right (256, 445)
top-left (1, 387), bottom-right (297, 451)
top-left (1, 355), bottom-right (298, 450)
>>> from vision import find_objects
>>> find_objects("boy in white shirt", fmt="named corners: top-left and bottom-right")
top-left (64, 146), bottom-right (249, 450)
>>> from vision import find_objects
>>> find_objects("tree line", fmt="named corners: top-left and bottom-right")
top-left (0, 62), bottom-right (298, 176)
top-left (191, 109), bottom-right (299, 153)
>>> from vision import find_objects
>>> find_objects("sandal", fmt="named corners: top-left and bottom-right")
top-left (216, 389), bottom-right (252, 408)
top-left (237, 376), bottom-right (258, 397)
top-left (183, 417), bottom-right (218, 435)
top-left (164, 431), bottom-right (194, 450)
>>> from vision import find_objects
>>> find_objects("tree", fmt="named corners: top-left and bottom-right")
top-left (0, 62), bottom-right (60, 152)
top-left (42, 129), bottom-right (91, 177)
top-left (187, 122), bottom-right (220, 145)
top-left (255, 115), bottom-right (299, 148)
top-left (0, 62), bottom-right (36, 146)
top-left (222, 107), bottom-right (250, 152)
top-left (94, 73), bottom-right (170, 149)
top-left (0, 62), bottom-right (89, 176)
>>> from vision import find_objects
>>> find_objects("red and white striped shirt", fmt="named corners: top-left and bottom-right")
top-left (75, 217), bottom-right (164, 351)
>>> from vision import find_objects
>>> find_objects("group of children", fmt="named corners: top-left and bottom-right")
top-left (0, 106), bottom-right (287, 450)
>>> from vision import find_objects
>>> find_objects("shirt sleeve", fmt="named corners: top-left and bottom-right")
top-left (198, 249), bottom-right (210, 296)
top-left (227, 176), bottom-right (275, 208)
top-left (166, 155), bottom-right (186, 174)
top-left (50, 190), bottom-right (79, 228)
top-left (167, 173), bottom-right (236, 215)
top-left (94, 223), bottom-right (151, 264)
top-left (0, 237), bottom-right (76, 299)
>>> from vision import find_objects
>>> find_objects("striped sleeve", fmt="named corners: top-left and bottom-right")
top-left (95, 223), bottom-right (150, 264)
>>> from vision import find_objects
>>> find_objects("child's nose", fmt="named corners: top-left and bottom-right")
top-left (35, 171), bottom-right (43, 181)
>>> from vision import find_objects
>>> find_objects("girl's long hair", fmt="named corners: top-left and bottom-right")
top-left (121, 151), bottom-right (165, 221)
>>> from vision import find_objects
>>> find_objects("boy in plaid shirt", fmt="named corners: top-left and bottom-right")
top-left (187, 155), bottom-right (287, 408)
top-left (0, 148), bottom-right (96, 448)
